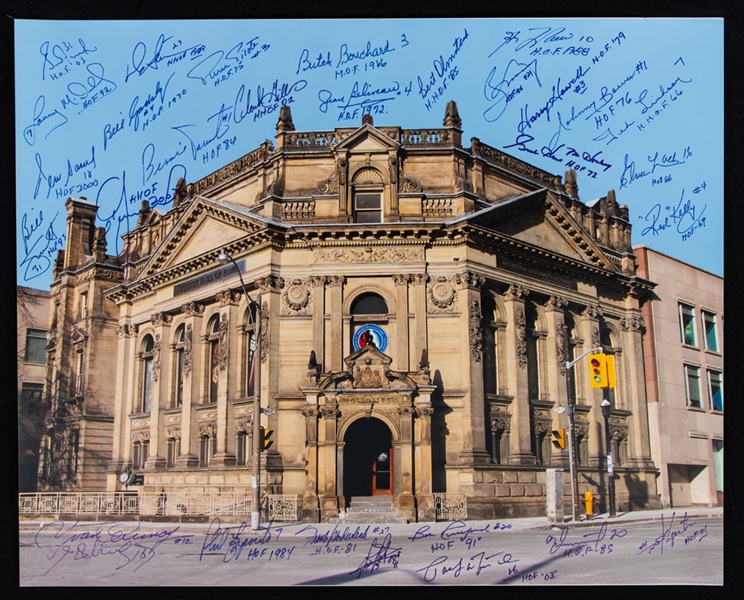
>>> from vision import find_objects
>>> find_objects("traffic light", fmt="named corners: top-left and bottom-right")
top-left (260, 427), bottom-right (274, 451)
top-left (551, 428), bottom-right (566, 450)
top-left (588, 353), bottom-right (616, 388)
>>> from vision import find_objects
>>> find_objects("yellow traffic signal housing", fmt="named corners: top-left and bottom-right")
top-left (588, 353), bottom-right (616, 388)
top-left (551, 428), bottom-right (566, 450)
top-left (260, 427), bottom-right (274, 452)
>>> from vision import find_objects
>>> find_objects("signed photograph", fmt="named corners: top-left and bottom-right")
top-left (13, 11), bottom-right (724, 587)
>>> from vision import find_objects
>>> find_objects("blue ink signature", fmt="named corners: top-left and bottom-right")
top-left (97, 165), bottom-right (186, 253)
top-left (546, 521), bottom-right (627, 557)
top-left (187, 37), bottom-right (266, 86)
top-left (59, 63), bottom-right (118, 115)
top-left (417, 550), bottom-right (518, 582)
top-left (295, 524), bottom-right (370, 548)
top-left (34, 520), bottom-right (192, 575)
top-left (20, 211), bottom-right (66, 282)
top-left (200, 518), bottom-right (283, 563)
top-left (349, 533), bottom-right (402, 579)
top-left (23, 95), bottom-right (69, 146)
top-left (639, 189), bottom-right (707, 240)
top-left (336, 39), bottom-right (395, 69)
top-left (40, 38), bottom-right (98, 80)
top-left (296, 48), bottom-right (333, 74)
top-left (517, 65), bottom-right (591, 133)
top-left (637, 511), bottom-right (697, 555)
top-left (125, 34), bottom-right (206, 83)
top-left (483, 58), bottom-right (541, 123)
top-left (620, 147), bottom-right (691, 189)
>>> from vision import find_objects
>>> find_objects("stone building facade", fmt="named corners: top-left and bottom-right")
top-left (635, 246), bottom-right (723, 508)
top-left (38, 102), bottom-right (661, 520)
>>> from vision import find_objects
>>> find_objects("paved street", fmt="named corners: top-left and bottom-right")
top-left (18, 507), bottom-right (723, 586)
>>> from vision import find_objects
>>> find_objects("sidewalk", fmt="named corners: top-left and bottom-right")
top-left (18, 505), bottom-right (723, 535)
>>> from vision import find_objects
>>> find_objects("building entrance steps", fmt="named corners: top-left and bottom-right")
top-left (329, 496), bottom-right (408, 524)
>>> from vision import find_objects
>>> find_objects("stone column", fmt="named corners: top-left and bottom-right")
top-left (621, 314), bottom-right (656, 470)
top-left (318, 404), bottom-right (340, 521)
top-left (414, 389), bottom-right (436, 522)
top-left (580, 305), bottom-right (603, 467)
top-left (327, 276), bottom-right (345, 372)
top-left (109, 321), bottom-right (136, 489)
top-left (310, 276), bottom-right (328, 372)
top-left (176, 302), bottom-right (203, 467)
top-left (411, 274), bottom-right (429, 368)
top-left (544, 296), bottom-right (568, 464)
top-left (455, 271), bottom-right (490, 465)
top-left (145, 312), bottom-right (172, 469)
top-left (301, 404), bottom-right (320, 522)
top-left (396, 405), bottom-right (416, 520)
top-left (503, 284), bottom-right (536, 465)
top-left (393, 274), bottom-right (411, 371)
top-left (211, 292), bottom-right (240, 466)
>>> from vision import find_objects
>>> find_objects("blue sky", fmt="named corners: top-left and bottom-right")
top-left (15, 18), bottom-right (723, 287)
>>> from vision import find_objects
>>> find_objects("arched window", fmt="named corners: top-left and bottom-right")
top-left (173, 325), bottom-right (185, 408)
top-left (244, 303), bottom-right (259, 398)
top-left (526, 306), bottom-right (541, 401)
top-left (565, 315), bottom-right (578, 402)
top-left (482, 296), bottom-right (498, 395)
top-left (140, 335), bottom-right (155, 413)
top-left (207, 316), bottom-right (220, 403)
top-left (351, 292), bottom-right (388, 316)
top-left (352, 168), bottom-right (384, 223)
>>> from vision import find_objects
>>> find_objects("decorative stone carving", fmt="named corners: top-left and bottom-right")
top-left (582, 305), bottom-right (602, 319)
top-left (326, 274), bottom-right (346, 287)
top-left (313, 246), bottom-right (424, 264)
top-left (153, 334), bottom-right (162, 381)
top-left (115, 323), bottom-right (138, 338)
top-left (515, 308), bottom-right (527, 369)
top-left (399, 175), bottom-right (421, 193)
top-left (198, 423), bottom-right (217, 437)
top-left (319, 406), bottom-right (339, 419)
top-left (546, 295), bottom-right (568, 311)
top-left (392, 273), bottom-right (412, 286)
top-left (282, 279), bottom-right (312, 315)
top-left (218, 314), bottom-right (229, 371)
top-left (338, 157), bottom-right (348, 186)
top-left (165, 427), bottom-right (181, 439)
top-left (469, 299), bottom-right (483, 363)
top-left (217, 290), bottom-right (241, 306)
top-left (428, 276), bottom-right (457, 312)
top-left (337, 393), bottom-right (408, 404)
top-left (591, 326), bottom-right (601, 348)
top-left (455, 271), bottom-right (486, 290)
top-left (317, 170), bottom-right (339, 194)
top-left (353, 167), bottom-right (384, 185)
top-left (183, 323), bottom-right (193, 376)
top-left (256, 275), bottom-right (285, 294)
top-left (621, 315), bottom-right (645, 332)
top-left (411, 273), bottom-right (429, 285)
top-left (505, 283), bottom-right (529, 301)
top-left (260, 303), bottom-right (269, 363)
top-left (388, 157), bottom-right (398, 184)
top-left (353, 364), bottom-right (385, 389)
top-left (556, 328), bottom-right (567, 376)
top-left (150, 312), bottom-right (173, 326)
top-left (182, 302), bottom-right (205, 316)
top-left (131, 430), bottom-right (151, 442)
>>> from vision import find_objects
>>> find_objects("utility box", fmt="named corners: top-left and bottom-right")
top-left (546, 468), bottom-right (564, 524)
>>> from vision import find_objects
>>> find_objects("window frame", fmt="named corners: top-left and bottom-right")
top-left (702, 310), bottom-right (719, 352)
top-left (140, 335), bottom-right (155, 413)
top-left (173, 325), bottom-right (185, 408)
top-left (24, 328), bottom-right (47, 364)
top-left (684, 364), bottom-right (702, 409)
top-left (353, 191), bottom-right (383, 223)
top-left (707, 369), bottom-right (723, 412)
top-left (679, 303), bottom-right (697, 346)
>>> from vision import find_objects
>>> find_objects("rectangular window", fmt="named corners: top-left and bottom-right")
top-left (142, 358), bottom-right (153, 412)
top-left (79, 291), bottom-right (88, 319)
top-left (702, 311), bottom-right (718, 352)
top-left (25, 329), bottom-right (47, 364)
top-left (679, 303), bottom-right (696, 346)
top-left (712, 440), bottom-right (723, 494)
top-left (708, 370), bottom-right (723, 412)
top-left (21, 383), bottom-right (44, 414)
top-left (354, 193), bottom-right (382, 223)
top-left (684, 365), bottom-right (702, 408)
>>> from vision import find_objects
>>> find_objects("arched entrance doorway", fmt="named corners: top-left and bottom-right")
top-left (343, 417), bottom-right (393, 502)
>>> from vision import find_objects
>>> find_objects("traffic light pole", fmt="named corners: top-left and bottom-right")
top-left (563, 331), bottom-right (603, 523)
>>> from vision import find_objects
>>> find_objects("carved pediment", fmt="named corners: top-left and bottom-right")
top-left (468, 189), bottom-right (616, 271)
top-left (140, 197), bottom-right (265, 278)
top-left (317, 345), bottom-right (417, 392)
top-left (334, 124), bottom-right (400, 153)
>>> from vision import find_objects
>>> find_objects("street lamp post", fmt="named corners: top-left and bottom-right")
top-left (600, 397), bottom-right (617, 518)
top-left (218, 250), bottom-right (262, 531)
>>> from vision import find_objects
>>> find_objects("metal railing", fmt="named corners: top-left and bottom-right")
top-left (434, 492), bottom-right (468, 521)
top-left (19, 492), bottom-right (302, 522)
